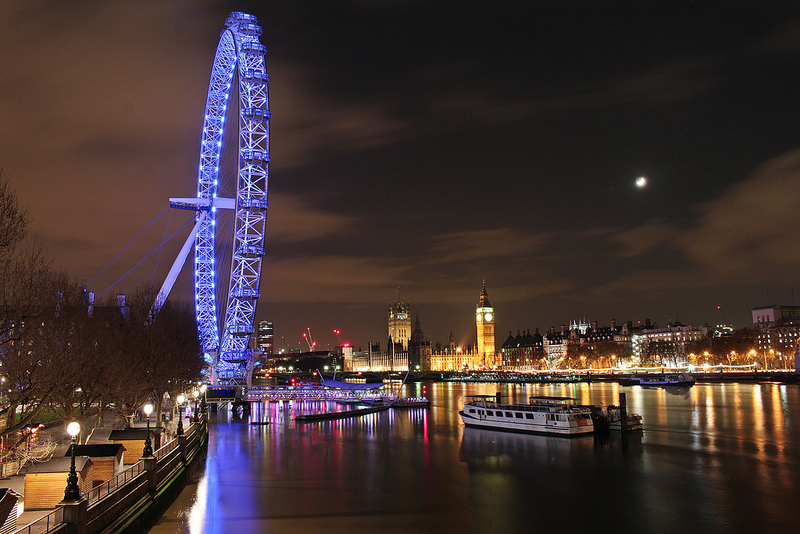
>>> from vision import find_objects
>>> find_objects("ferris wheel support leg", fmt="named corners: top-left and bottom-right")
top-left (150, 212), bottom-right (209, 319)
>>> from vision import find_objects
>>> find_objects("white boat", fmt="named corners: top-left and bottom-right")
top-left (459, 395), bottom-right (594, 437)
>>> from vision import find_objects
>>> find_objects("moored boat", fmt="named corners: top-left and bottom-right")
top-left (459, 395), bottom-right (594, 437)
top-left (605, 405), bottom-right (644, 431)
top-left (621, 373), bottom-right (695, 388)
top-left (392, 396), bottom-right (430, 408)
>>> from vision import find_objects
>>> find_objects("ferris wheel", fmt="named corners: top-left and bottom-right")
top-left (154, 12), bottom-right (269, 385)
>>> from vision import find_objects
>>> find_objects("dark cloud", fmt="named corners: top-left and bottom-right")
top-left (2, 1), bottom-right (800, 348)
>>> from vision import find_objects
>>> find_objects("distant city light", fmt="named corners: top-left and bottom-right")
top-left (635, 176), bottom-right (647, 188)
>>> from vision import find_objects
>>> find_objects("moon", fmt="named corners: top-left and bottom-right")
top-left (635, 176), bottom-right (647, 188)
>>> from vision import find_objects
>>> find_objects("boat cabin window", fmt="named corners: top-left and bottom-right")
top-left (515, 413), bottom-right (523, 419)
top-left (467, 408), bottom-right (475, 414)
top-left (525, 413), bottom-right (533, 420)
top-left (486, 410), bottom-right (493, 416)
top-left (505, 412), bottom-right (513, 417)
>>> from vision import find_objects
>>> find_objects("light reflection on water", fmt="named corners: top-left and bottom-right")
top-left (151, 382), bottom-right (800, 534)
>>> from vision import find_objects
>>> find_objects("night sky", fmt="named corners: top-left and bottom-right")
top-left (2, 1), bottom-right (800, 352)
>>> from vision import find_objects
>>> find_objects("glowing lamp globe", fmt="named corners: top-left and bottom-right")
top-left (177, 394), bottom-right (185, 404)
top-left (144, 403), bottom-right (154, 417)
top-left (67, 422), bottom-right (80, 438)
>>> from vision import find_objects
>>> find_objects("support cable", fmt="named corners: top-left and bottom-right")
top-left (89, 206), bottom-right (169, 287)
top-left (97, 216), bottom-right (195, 300)
top-left (150, 207), bottom-right (175, 288)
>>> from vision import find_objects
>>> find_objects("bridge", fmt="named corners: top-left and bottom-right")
top-left (205, 381), bottom-right (398, 404)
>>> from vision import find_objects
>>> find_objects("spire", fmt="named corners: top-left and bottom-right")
top-left (479, 280), bottom-right (491, 308)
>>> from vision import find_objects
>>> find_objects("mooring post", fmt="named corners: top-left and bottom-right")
top-left (619, 392), bottom-right (628, 432)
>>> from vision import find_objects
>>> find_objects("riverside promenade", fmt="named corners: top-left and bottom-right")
top-left (3, 416), bottom-right (207, 534)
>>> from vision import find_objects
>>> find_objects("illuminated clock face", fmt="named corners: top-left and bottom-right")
top-left (476, 313), bottom-right (482, 322)
top-left (398, 313), bottom-right (408, 320)
top-left (484, 313), bottom-right (493, 322)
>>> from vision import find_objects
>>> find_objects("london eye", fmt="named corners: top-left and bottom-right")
top-left (155, 12), bottom-right (270, 385)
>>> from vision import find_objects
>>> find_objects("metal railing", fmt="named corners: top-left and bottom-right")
top-left (245, 385), bottom-right (395, 403)
top-left (12, 507), bottom-right (64, 534)
top-left (154, 437), bottom-right (179, 461)
top-left (85, 460), bottom-right (144, 505)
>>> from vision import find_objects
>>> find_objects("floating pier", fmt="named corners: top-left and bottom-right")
top-left (294, 405), bottom-right (391, 422)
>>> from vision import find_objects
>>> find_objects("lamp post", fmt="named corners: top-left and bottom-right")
top-left (142, 403), bottom-right (154, 457)
top-left (176, 394), bottom-right (185, 436)
top-left (192, 390), bottom-right (200, 423)
top-left (200, 384), bottom-right (207, 414)
top-left (63, 421), bottom-right (81, 502)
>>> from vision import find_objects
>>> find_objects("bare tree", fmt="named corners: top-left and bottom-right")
top-left (102, 288), bottom-right (203, 428)
top-left (0, 171), bottom-right (28, 250)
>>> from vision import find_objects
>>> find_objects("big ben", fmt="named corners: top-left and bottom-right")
top-left (475, 281), bottom-right (496, 369)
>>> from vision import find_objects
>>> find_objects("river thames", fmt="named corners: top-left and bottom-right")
top-left (150, 381), bottom-right (800, 533)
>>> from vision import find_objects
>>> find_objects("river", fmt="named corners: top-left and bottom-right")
top-left (150, 381), bottom-right (800, 533)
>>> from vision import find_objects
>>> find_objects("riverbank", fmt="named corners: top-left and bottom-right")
top-left (436, 370), bottom-right (800, 385)
top-left (2, 413), bottom-right (192, 531)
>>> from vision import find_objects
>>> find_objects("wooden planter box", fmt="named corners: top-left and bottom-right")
top-left (64, 444), bottom-right (125, 486)
top-left (108, 428), bottom-right (162, 464)
top-left (23, 457), bottom-right (93, 510)
top-left (0, 488), bottom-right (21, 533)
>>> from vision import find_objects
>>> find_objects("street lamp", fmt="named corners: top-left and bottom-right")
top-left (192, 390), bottom-right (200, 423)
top-left (142, 403), bottom-right (154, 457)
top-left (176, 394), bottom-right (185, 436)
top-left (63, 421), bottom-right (81, 502)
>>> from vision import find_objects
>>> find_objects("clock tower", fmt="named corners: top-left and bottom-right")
top-left (475, 281), bottom-right (496, 369)
top-left (388, 300), bottom-right (411, 350)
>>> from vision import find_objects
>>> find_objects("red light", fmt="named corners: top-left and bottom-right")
top-left (343, 343), bottom-right (350, 348)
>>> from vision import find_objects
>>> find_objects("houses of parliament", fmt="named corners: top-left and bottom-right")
top-left (343, 283), bottom-right (498, 372)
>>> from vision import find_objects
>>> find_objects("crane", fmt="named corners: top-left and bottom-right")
top-left (302, 327), bottom-right (316, 351)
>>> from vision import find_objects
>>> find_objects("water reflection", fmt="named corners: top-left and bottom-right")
top-left (459, 427), bottom-right (596, 470)
top-left (151, 382), bottom-right (800, 534)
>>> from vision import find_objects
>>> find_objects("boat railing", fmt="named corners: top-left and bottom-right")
top-left (466, 399), bottom-right (591, 415)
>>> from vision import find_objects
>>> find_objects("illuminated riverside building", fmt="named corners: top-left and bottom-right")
top-left (345, 341), bottom-right (408, 372)
top-left (543, 319), bottom-right (632, 368)
top-left (500, 329), bottom-right (543, 370)
top-left (752, 305), bottom-right (800, 368)
top-left (631, 322), bottom-right (707, 365)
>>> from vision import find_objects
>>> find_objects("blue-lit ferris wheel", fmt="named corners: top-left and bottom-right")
top-left (156, 12), bottom-right (269, 385)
